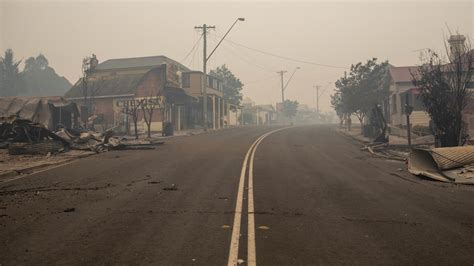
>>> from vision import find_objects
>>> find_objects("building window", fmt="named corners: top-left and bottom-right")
top-left (182, 73), bottom-right (190, 88)
top-left (413, 94), bottom-right (425, 111)
top-left (400, 93), bottom-right (407, 114)
top-left (401, 92), bottom-right (425, 114)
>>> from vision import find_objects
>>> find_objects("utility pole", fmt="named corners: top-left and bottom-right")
top-left (277, 71), bottom-right (287, 102)
top-left (405, 93), bottom-right (413, 149)
top-left (278, 67), bottom-right (300, 103)
top-left (195, 18), bottom-right (244, 131)
top-left (195, 24), bottom-right (215, 131)
top-left (314, 85), bottom-right (320, 114)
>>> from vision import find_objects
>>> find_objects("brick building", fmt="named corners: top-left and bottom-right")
top-left (65, 55), bottom-right (196, 133)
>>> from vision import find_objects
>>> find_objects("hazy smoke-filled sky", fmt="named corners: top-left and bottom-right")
top-left (0, 0), bottom-right (472, 111)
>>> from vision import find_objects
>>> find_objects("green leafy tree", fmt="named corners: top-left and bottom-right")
top-left (209, 65), bottom-right (243, 106)
top-left (332, 58), bottom-right (390, 132)
top-left (282, 99), bottom-right (299, 119)
top-left (330, 90), bottom-right (348, 124)
top-left (0, 49), bottom-right (22, 96)
top-left (412, 37), bottom-right (473, 147)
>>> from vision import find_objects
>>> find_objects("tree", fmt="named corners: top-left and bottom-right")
top-left (0, 49), bottom-right (22, 96)
top-left (330, 91), bottom-right (347, 125)
top-left (140, 95), bottom-right (164, 138)
top-left (35, 54), bottom-right (49, 70)
top-left (412, 35), bottom-right (473, 147)
top-left (282, 99), bottom-right (299, 122)
top-left (24, 57), bottom-right (37, 72)
top-left (332, 58), bottom-right (390, 132)
top-left (21, 54), bottom-right (71, 96)
top-left (81, 55), bottom-right (99, 122)
top-left (122, 98), bottom-right (143, 140)
top-left (24, 54), bottom-right (49, 72)
top-left (209, 65), bottom-right (244, 106)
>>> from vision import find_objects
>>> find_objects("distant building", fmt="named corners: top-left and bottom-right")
top-left (254, 104), bottom-right (276, 125)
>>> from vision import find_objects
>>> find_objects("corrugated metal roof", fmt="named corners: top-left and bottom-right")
top-left (0, 97), bottom-right (78, 126)
top-left (65, 74), bottom-right (144, 98)
top-left (95, 55), bottom-right (190, 72)
top-left (430, 146), bottom-right (474, 170)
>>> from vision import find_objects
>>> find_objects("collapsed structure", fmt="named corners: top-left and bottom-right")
top-left (0, 96), bottom-right (80, 130)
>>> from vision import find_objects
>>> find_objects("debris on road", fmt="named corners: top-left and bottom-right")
top-left (63, 207), bottom-right (76, 213)
top-left (163, 184), bottom-right (178, 191)
top-left (361, 143), bottom-right (409, 161)
top-left (408, 146), bottom-right (474, 184)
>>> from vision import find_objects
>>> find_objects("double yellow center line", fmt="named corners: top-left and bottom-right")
top-left (227, 127), bottom-right (290, 266)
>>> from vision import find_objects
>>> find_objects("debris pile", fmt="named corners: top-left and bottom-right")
top-left (56, 128), bottom-right (159, 153)
top-left (1, 118), bottom-right (160, 155)
top-left (361, 143), bottom-right (409, 161)
top-left (0, 118), bottom-right (70, 155)
top-left (408, 146), bottom-right (474, 184)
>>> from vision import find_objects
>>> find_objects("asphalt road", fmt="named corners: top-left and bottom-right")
top-left (1, 125), bottom-right (473, 265)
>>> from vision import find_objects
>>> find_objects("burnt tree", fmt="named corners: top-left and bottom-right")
top-left (122, 98), bottom-right (143, 140)
top-left (140, 95), bottom-right (164, 138)
top-left (412, 34), bottom-right (473, 146)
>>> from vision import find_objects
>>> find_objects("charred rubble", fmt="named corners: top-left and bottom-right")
top-left (0, 117), bottom-right (159, 155)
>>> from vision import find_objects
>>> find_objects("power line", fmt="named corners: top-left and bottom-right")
top-left (244, 74), bottom-right (279, 85)
top-left (208, 32), bottom-right (276, 73)
top-left (181, 32), bottom-right (203, 63)
top-left (221, 42), bottom-right (276, 72)
top-left (190, 37), bottom-right (200, 69)
top-left (214, 32), bottom-right (348, 69)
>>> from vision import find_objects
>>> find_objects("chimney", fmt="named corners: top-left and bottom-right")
top-left (448, 34), bottom-right (466, 60)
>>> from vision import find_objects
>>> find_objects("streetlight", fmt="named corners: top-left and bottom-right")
top-left (207, 18), bottom-right (245, 61)
top-left (195, 17), bottom-right (245, 131)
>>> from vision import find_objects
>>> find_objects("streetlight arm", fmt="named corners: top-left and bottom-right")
top-left (318, 82), bottom-right (333, 96)
top-left (207, 18), bottom-right (243, 61)
top-left (283, 68), bottom-right (299, 91)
